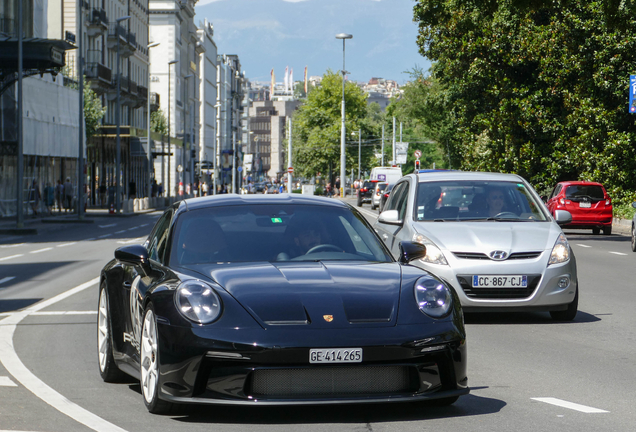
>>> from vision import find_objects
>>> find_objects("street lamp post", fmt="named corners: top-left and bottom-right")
top-left (147, 42), bottom-right (160, 200)
top-left (336, 33), bottom-right (352, 198)
top-left (167, 59), bottom-right (178, 200)
top-left (351, 129), bottom-right (361, 181)
top-left (115, 15), bottom-right (131, 214)
top-left (182, 74), bottom-right (194, 196)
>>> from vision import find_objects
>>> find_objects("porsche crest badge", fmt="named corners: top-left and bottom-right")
top-left (323, 315), bottom-right (334, 322)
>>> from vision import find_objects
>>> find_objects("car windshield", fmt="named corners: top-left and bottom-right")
top-left (377, 183), bottom-right (388, 192)
top-left (415, 180), bottom-right (548, 222)
top-left (170, 204), bottom-right (393, 265)
top-left (565, 185), bottom-right (605, 201)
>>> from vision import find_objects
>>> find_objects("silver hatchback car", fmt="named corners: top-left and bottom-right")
top-left (373, 171), bottom-right (578, 321)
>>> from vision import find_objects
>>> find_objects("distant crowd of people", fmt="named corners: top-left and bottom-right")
top-left (26, 177), bottom-right (75, 217)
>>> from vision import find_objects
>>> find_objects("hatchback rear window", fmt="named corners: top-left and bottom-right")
top-left (565, 185), bottom-right (605, 201)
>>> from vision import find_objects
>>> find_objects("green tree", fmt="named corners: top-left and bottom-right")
top-left (84, 84), bottom-right (106, 139)
top-left (413, 0), bottom-right (636, 202)
top-left (292, 70), bottom-right (369, 181)
top-left (151, 109), bottom-right (168, 136)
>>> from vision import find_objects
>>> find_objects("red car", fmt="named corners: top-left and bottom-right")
top-left (546, 181), bottom-right (613, 235)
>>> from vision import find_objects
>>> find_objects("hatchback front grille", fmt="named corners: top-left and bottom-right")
top-left (249, 365), bottom-right (414, 399)
top-left (453, 251), bottom-right (542, 260)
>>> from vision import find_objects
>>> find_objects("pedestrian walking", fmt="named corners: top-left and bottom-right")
top-left (201, 181), bottom-right (209, 196)
top-left (44, 182), bottom-right (55, 215)
top-left (28, 179), bottom-right (41, 217)
top-left (55, 180), bottom-right (64, 213)
top-left (63, 177), bottom-right (74, 212)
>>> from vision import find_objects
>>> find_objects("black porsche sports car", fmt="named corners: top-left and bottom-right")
top-left (97, 194), bottom-right (468, 413)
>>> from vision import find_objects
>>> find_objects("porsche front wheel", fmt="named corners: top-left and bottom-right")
top-left (141, 305), bottom-right (175, 414)
top-left (97, 285), bottom-right (127, 382)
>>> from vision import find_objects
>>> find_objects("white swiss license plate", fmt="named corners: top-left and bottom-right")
top-left (579, 202), bottom-right (591, 208)
top-left (309, 348), bottom-right (362, 364)
top-left (472, 275), bottom-right (527, 288)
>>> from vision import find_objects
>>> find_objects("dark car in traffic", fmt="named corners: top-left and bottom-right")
top-left (97, 195), bottom-right (468, 413)
top-left (356, 180), bottom-right (375, 207)
top-left (546, 181), bottom-right (613, 235)
top-left (379, 183), bottom-right (395, 213)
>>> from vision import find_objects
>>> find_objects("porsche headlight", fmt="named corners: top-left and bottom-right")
top-left (175, 280), bottom-right (222, 324)
top-left (548, 233), bottom-right (570, 266)
top-left (413, 233), bottom-right (448, 265)
top-left (414, 275), bottom-right (453, 318)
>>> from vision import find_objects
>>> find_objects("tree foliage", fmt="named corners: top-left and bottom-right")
top-left (292, 70), bottom-right (369, 180)
top-left (84, 83), bottom-right (106, 139)
top-left (151, 109), bottom-right (168, 136)
top-left (414, 0), bottom-right (636, 202)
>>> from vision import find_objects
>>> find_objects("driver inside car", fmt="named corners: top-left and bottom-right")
top-left (294, 228), bottom-right (322, 255)
top-left (486, 187), bottom-right (507, 217)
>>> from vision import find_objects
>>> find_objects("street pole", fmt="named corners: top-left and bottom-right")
top-left (182, 75), bottom-right (194, 195)
top-left (77, 0), bottom-right (84, 219)
top-left (167, 60), bottom-right (178, 200)
top-left (16, 0), bottom-right (23, 227)
top-left (357, 128), bottom-right (361, 181)
top-left (381, 124), bottom-right (385, 167)
top-left (336, 33), bottom-right (352, 198)
top-left (287, 117), bottom-right (292, 193)
top-left (147, 42), bottom-right (160, 199)
top-left (392, 116), bottom-right (396, 166)
top-left (115, 16), bottom-right (130, 214)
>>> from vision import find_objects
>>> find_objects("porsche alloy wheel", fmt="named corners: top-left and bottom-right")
top-left (97, 285), bottom-right (126, 382)
top-left (141, 305), bottom-right (174, 414)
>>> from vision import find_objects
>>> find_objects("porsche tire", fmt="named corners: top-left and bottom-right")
top-left (141, 304), bottom-right (175, 414)
top-left (97, 284), bottom-right (127, 382)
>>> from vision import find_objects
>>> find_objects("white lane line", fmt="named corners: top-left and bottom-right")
top-left (29, 311), bottom-right (97, 316)
top-left (98, 224), bottom-right (117, 228)
top-left (116, 238), bottom-right (145, 245)
top-left (0, 277), bottom-right (16, 285)
top-left (127, 227), bottom-right (138, 231)
top-left (357, 207), bottom-right (379, 220)
top-left (114, 230), bottom-right (126, 234)
top-left (0, 243), bottom-right (24, 248)
top-left (575, 244), bottom-right (592, 248)
top-left (0, 376), bottom-right (17, 386)
top-left (30, 247), bottom-right (53, 254)
top-left (532, 397), bottom-right (609, 413)
top-left (57, 242), bottom-right (77, 248)
top-left (0, 277), bottom-right (129, 432)
top-left (98, 234), bottom-right (112, 239)
top-left (609, 251), bottom-right (627, 256)
top-left (0, 254), bottom-right (23, 262)
top-left (140, 224), bottom-right (148, 227)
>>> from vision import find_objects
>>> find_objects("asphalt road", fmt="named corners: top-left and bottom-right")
top-left (0, 201), bottom-right (634, 431)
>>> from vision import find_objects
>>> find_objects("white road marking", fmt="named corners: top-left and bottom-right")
top-left (29, 311), bottom-right (97, 316)
top-left (0, 254), bottom-right (23, 262)
top-left (116, 238), bottom-right (145, 245)
top-left (609, 251), bottom-right (627, 256)
top-left (532, 397), bottom-right (609, 413)
top-left (0, 277), bottom-right (16, 285)
top-left (114, 230), bottom-right (126, 234)
top-left (0, 277), bottom-right (129, 432)
top-left (0, 376), bottom-right (17, 386)
top-left (57, 242), bottom-right (77, 248)
top-left (0, 243), bottom-right (24, 248)
top-left (357, 207), bottom-right (379, 220)
top-left (98, 234), bottom-right (112, 239)
top-left (127, 227), bottom-right (138, 231)
top-left (140, 223), bottom-right (148, 227)
top-left (98, 224), bottom-right (117, 228)
top-left (30, 248), bottom-right (53, 254)
top-left (575, 244), bottom-right (592, 248)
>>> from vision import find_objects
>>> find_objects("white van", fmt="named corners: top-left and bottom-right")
top-left (369, 166), bottom-right (403, 185)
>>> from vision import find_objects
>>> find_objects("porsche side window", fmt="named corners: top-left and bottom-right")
top-left (148, 211), bottom-right (172, 263)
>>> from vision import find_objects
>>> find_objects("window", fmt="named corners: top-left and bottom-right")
top-left (147, 210), bottom-right (173, 264)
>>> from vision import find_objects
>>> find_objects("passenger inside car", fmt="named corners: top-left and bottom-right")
top-left (178, 219), bottom-right (229, 264)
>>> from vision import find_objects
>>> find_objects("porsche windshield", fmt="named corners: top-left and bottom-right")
top-left (415, 180), bottom-right (549, 222)
top-left (171, 204), bottom-right (393, 265)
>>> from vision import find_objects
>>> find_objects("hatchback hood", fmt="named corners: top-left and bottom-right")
top-left (413, 221), bottom-right (560, 253)
top-left (191, 262), bottom-right (402, 329)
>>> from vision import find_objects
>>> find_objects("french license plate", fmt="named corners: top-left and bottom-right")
top-left (579, 202), bottom-right (591, 208)
top-left (309, 348), bottom-right (362, 364)
top-left (472, 275), bottom-right (527, 288)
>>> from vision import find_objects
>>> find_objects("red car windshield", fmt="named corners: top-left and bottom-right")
top-left (565, 185), bottom-right (605, 202)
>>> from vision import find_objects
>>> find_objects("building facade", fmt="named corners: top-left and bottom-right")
top-left (196, 18), bottom-right (216, 191)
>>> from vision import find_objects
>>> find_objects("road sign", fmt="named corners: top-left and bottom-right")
top-left (287, 167), bottom-right (294, 173)
top-left (414, 150), bottom-right (422, 158)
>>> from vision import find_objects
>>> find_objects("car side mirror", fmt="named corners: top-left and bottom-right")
top-left (398, 241), bottom-right (427, 264)
top-left (115, 244), bottom-right (151, 275)
top-left (554, 210), bottom-right (572, 226)
top-left (378, 209), bottom-right (402, 226)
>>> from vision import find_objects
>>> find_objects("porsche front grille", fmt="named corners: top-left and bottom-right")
top-left (249, 366), bottom-right (414, 398)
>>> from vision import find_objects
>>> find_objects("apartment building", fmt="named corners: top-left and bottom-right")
top-left (196, 18), bottom-right (216, 188)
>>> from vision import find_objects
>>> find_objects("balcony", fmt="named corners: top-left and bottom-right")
top-left (87, 9), bottom-right (108, 38)
top-left (149, 92), bottom-right (160, 112)
top-left (85, 50), bottom-right (112, 95)
top-left (107, 23), bottom-right (135, 58)
top-left (136, 85), bottom-right (148, 109)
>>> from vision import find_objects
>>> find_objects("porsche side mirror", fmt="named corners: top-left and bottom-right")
top-left (398, 241), bottom-right (427, 264)
top-left (378, 209), bottom-right (402, 226)
top-left (554, 210), bottom-right (572, 226)
top-left (115, 244), bottom-right (151, 275)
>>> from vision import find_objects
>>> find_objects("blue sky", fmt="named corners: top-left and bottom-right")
top-left (194, 0), bottom-right (431, 84)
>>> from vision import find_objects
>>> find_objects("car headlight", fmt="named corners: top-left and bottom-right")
top-left (548, 233), bottom-right (570, 266)
top-left (175, 280), bottom-right (222, 324)
top-left (413, 233), bottom-right (448, 265)
top-left (414, 275), bottom-right (453, 318)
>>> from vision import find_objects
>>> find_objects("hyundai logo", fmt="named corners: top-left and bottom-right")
top-left (489, 250), bottom-right (508, 260)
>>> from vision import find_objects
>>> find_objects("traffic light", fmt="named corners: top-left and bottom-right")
top-left (414, 160), bottom-right (421, 171)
